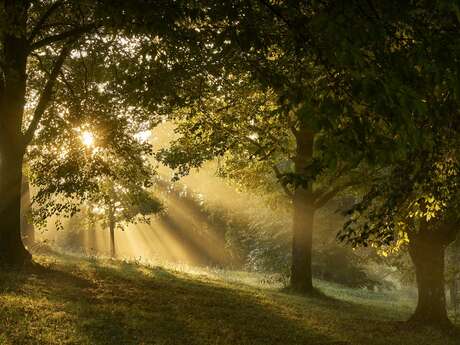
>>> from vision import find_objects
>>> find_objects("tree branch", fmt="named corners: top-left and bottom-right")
top-left (30, 52), bottom-right (51, 77)
top-left (28, 0), bottom-right (65, 42)
top-left (273, 164), bottom-right (294, 199)
top-left (313, 181), bottom-right (356, 209)
top-left (258, 0), bottom-right (310, 44)
top-left (30, 23), bottom-right (97, 51)
top-left (313, 186), bottom-right (343, 209)
top-left (23, 43), bottom-right (73, 146)
top-left (59, 69), bottom-right (79, 103)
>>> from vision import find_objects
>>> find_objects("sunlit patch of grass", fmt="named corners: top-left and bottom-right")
top-left (0, 251), bottom-right (458, 345)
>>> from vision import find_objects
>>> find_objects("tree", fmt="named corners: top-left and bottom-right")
top-left (295, 1), bottom-right (460, 327)
top-left (87, 179), bottom-right (161, 258)
top-left (0, 0), bottom-right (196, 266)
top-left (154, 0), bottom-right (379, 293)
top-left (216, 0), bottom-right (460, 326)
top-left (341, 148), bottom-right (460, 327)
top-left (158, 0), bottom-right (460, 323)
top-left (25, 44), bottom-right (164, 258)
top-left (159, 70), bottom-right (357, 293)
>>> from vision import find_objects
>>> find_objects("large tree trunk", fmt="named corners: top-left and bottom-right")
top-left (290, 125), bottom-right (316, 293)
top-left (290, 187), bottom-right (315, 292)
top-left (408, 223), bottom-right (455, 327)
top-left (0, 1), bottom-right (31, 267)
top-left (449, 279), bottom-right (457, 309)
top-left (21, 175), bottom-right (35, 247)
top-left (0, 152), bottom-right (31, 266)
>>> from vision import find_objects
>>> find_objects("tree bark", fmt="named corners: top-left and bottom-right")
top-left (0, 1), bottom-right (32, 267)
top-left (408, 223), bottom-right (454, 327)
top-left (449, 279), bottom-right (457, 309)
top-left (290, 124), bottom-right (316, 293)
top-left (290, 186), bottom-right (315, 292)
top-left (0, 152), bottom-right (31, 266)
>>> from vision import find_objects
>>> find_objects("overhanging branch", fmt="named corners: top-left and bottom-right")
top-left (30, 23), bottom-right (97, 51)
top-left (28, 0), bottom-right (65, 42)
top-left (23, 42), bottom-right (73, 146)
top-left (273, 165), bottom-right (294, 199)
top-left (314, 181), bottom-right (357, 209)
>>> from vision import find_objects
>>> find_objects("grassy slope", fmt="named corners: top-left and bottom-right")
top-left (0, 252), bottom-right (458, 345)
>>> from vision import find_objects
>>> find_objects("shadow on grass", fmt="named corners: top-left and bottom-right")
top-left (1, 253), bottom-right (458, 345)
top-left (281, 285), bottom-right (340, 301)
top-left (0, 257), bottom-right (340, 345)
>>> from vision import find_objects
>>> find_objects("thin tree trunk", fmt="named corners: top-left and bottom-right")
top-left (109, 224), bottom-right (115, 258)
top-left (108, 204), bottom-right (116, 258)
top-left (88, 218), bottom-right (97, 254)
top-left (408, 224), bottom-right (453, 327)
top-left (109, 224), bottom-right (116, 258)
top-left (290, 124), bottom-right (316, 293)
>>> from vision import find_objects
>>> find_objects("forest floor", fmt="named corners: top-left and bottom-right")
top-left (0, 251), bottom-right (458, 345)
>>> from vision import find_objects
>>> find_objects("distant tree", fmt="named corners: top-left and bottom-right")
top-left (87, 179), bottom-right (161, 258)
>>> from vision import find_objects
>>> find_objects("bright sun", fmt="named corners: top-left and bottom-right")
top-left (81, 131), bottom-right (95, 147)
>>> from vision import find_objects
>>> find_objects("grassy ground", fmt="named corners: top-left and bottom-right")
top-left (0, 252), bottom-right (458, 345)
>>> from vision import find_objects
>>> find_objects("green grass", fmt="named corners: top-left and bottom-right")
top-left (0, 252), bottom-right (458, 345)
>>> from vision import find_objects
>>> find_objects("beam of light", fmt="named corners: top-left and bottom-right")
top-left (151, 220), bottom-right (202, 264)
top-left (162, 196), bottom-right (230, 265)
top-left (37, 122), bottom-right (287, 268)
